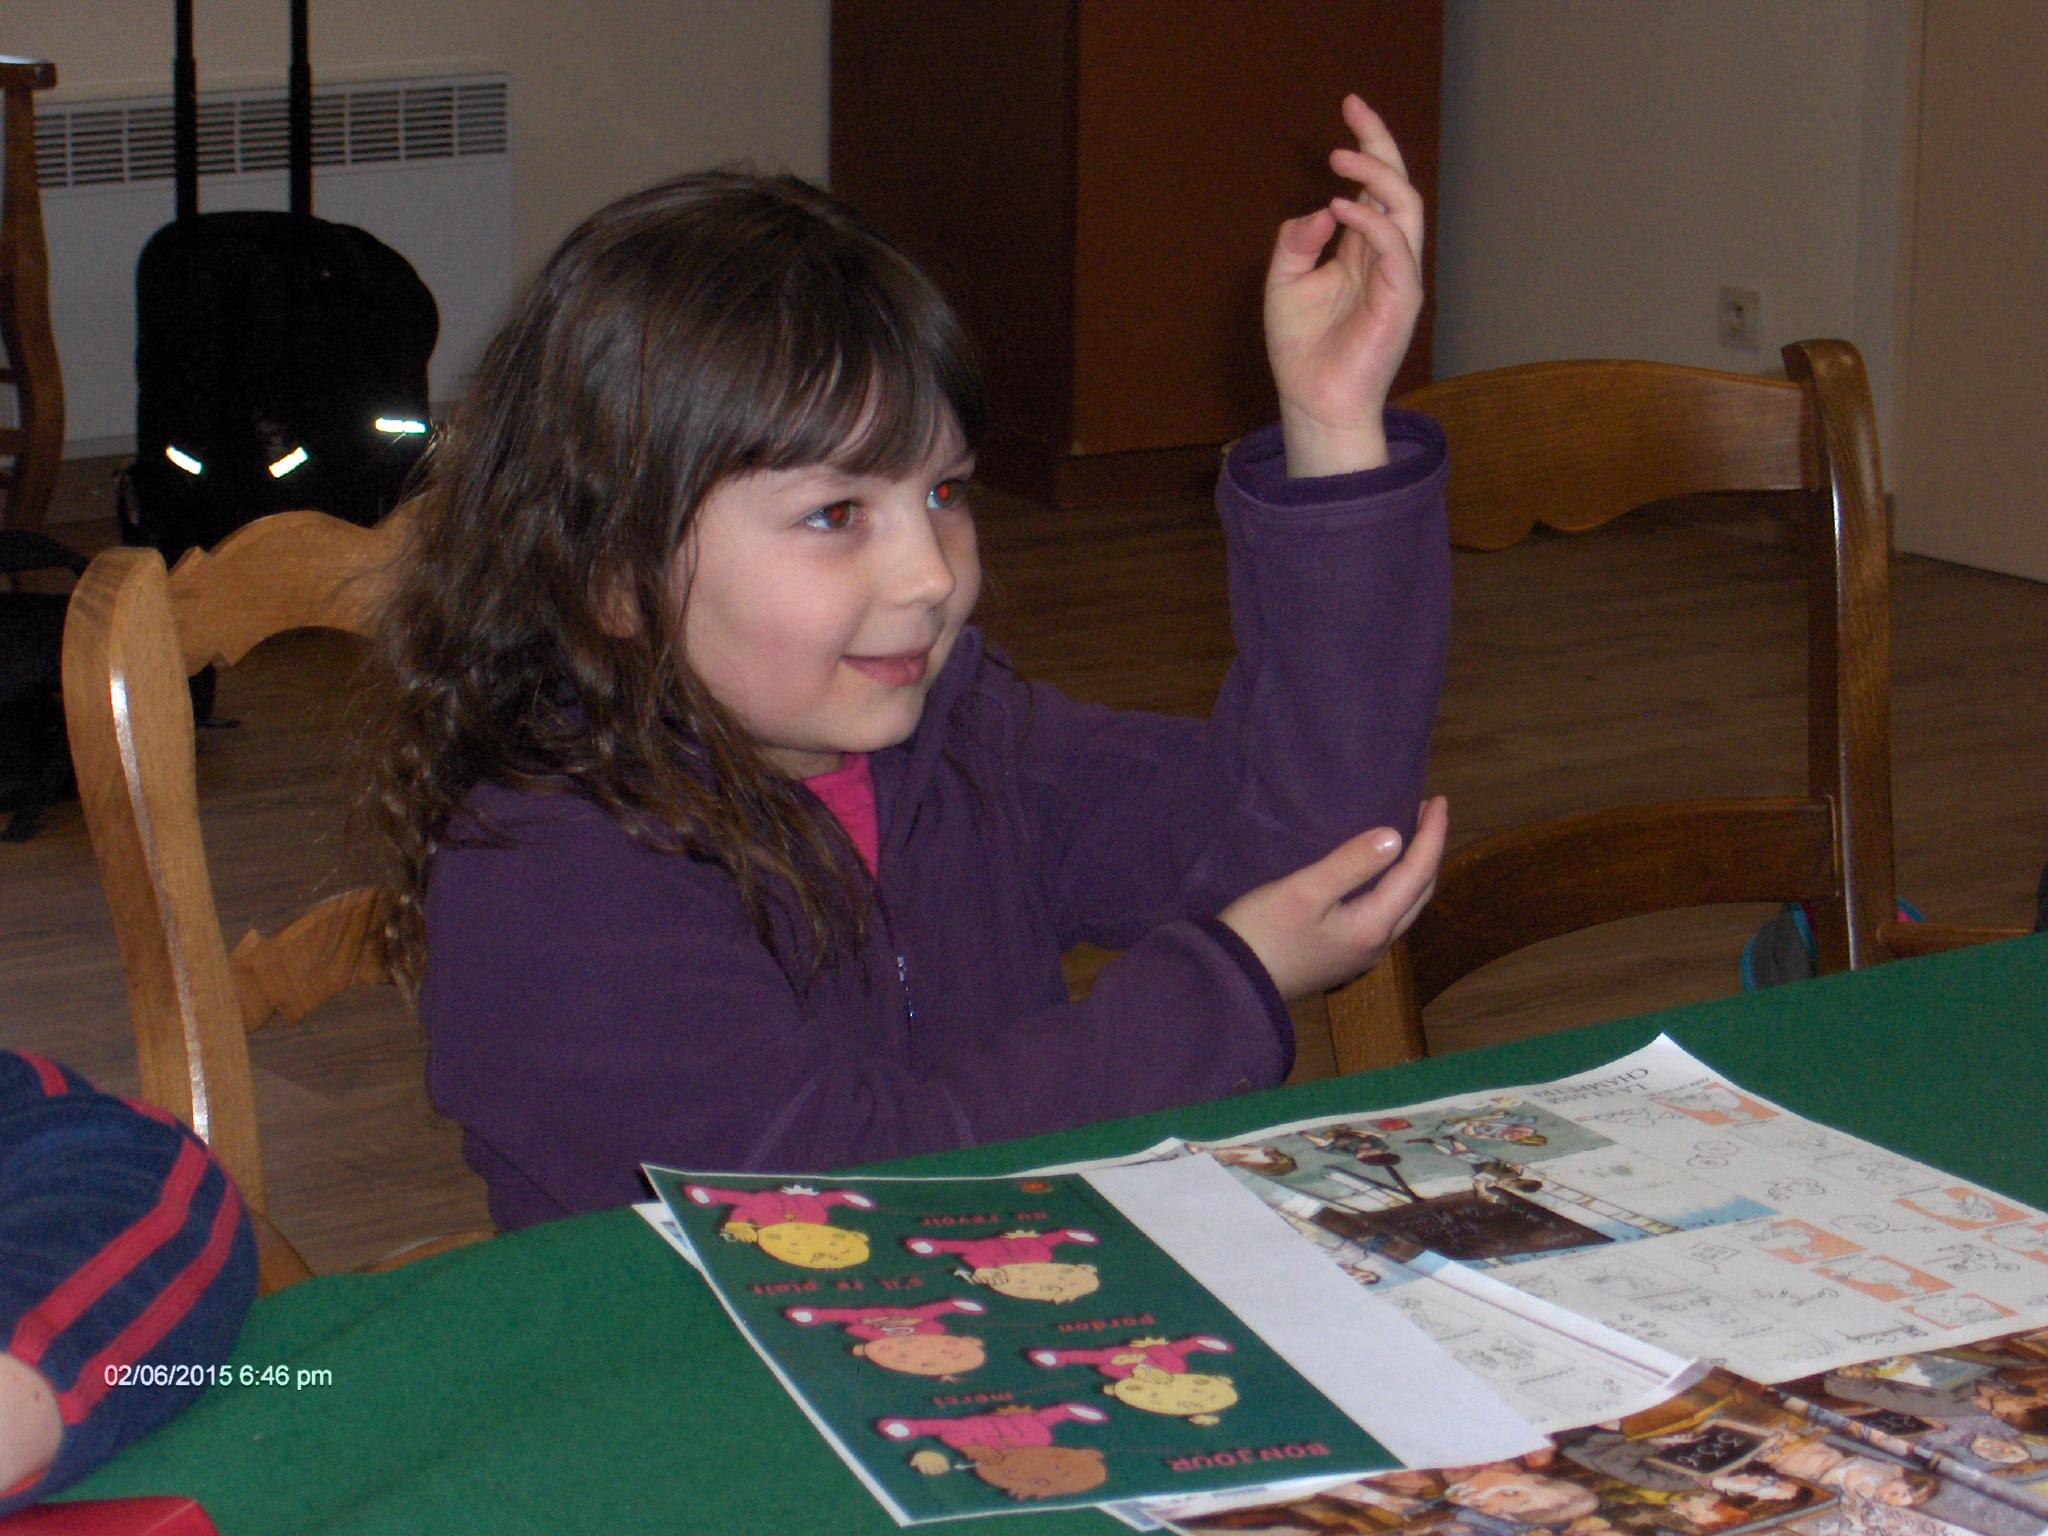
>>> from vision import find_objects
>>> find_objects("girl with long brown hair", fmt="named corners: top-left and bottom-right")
top-left (370, 97), bottom-right (1450, 1229)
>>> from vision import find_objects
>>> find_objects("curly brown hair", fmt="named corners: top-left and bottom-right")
top-left (363, 169), bottom-right (982, 988)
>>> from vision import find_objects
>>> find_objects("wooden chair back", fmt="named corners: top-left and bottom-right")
top-left (1326, 339), bottom-right (1947, 1072)
top-left (62, 508), bottom-right (415, 1290)
top-left (0, 57), bottom-right (63, 533)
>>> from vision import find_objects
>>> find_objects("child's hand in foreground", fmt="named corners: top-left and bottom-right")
top-left (1220, 796), bottom-right (1447, 999)
top-left (1265, 93), bottom-right (1426, 478)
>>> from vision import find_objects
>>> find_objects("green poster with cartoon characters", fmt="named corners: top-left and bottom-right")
top-left (646, 1165), bottom-right (1397, 1524)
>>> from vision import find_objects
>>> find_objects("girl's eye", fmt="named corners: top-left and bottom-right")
top-left (803, 502), bottom-right (859, 531)
top-left (928, 479), bottom-right (968, 512)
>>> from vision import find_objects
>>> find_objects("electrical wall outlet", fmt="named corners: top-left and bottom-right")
top-left (1718, 285), bottom-right (1762, 350)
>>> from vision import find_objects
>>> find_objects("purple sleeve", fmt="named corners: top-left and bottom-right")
top-left (1013, 408), bottom-right (1451, 945)
top-left (420, 797), bottom-right (1291, 1226)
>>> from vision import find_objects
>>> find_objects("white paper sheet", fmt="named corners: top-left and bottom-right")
top-left (1085, 1155), bottom-right (1549, 1470)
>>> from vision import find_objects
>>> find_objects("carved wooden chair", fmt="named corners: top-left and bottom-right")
top-left (61, 504), bottom-right (485, 1291)
top-left (1326, 339), bottom-right (2023, 1074)
top-left (0, 57), bottom-right (62, 533)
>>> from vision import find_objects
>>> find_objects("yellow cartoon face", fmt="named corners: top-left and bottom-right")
top-left (754, 1220), bottom-right (870, 1269)
top-left (972, 1261), bottom-right (1099, 1303)
top-left (1109, 1367), bottom-right (1239, 1419)
top-left (857, 1334), bottom-right (987, 1377)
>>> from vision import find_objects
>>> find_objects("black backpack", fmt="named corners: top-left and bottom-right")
top-left (119, 0), bottom-right (438, 565)
top-left (0, 531), bottom-right (88, 842)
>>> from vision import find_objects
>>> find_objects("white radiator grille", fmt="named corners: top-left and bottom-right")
top-left (34, 75), bottom-right (509, 190)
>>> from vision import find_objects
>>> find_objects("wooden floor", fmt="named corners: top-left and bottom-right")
top-left (4, 460), bottom-right (2044, 1273)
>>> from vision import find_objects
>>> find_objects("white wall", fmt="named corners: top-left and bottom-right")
top-left (13, 3), bottom-right (1928, 484)
top-left (1893, 2), bottom-right (2048, 581)
top-left (1433, 0), bottom-right (1914, 466)
top-left (0, 0), bottom-right (829, 281)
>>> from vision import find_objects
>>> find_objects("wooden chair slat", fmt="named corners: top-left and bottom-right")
top-left (1403, 359), bottom-right (1808, 551)
top-left (1407, 797), bottom-right (1837, 1010)
top-left (231, 887), bottom-right (390, 1033)
top-left (168, 506), bottom-right (412, 674)
top-left (1877, 920), bottom-right (2031, 960)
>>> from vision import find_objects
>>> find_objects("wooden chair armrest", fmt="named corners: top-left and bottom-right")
top-left (1877, 920), bottom-right (2031, 960)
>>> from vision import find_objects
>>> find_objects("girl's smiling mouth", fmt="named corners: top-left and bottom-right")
top-left (844, 650), bottom-right (931, 686)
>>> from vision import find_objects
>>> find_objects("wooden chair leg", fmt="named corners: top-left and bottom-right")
top-left (1325, 940), bottom-right (1427, 1075)
top-left (251, 1205), bottom-right (315, 1296)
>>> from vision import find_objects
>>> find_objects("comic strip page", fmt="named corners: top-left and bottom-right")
top-left (1193, 1039), bottom-right (2048, 1392)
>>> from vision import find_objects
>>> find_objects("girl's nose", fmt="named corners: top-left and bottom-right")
top-left (884, 507), bottom-right (960, 608)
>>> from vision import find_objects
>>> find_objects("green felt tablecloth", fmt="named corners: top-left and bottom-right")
top-left (62, 935), bottom-right (2048, 1534)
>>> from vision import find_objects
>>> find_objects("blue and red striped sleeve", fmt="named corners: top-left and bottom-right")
top-left (0, 1050), bottom-right (257, 1513)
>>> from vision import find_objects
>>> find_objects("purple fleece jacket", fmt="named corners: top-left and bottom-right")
top-left (420, 412), bottom-right (1450, 1230)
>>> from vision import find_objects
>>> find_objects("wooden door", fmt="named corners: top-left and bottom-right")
top-left (1068, 0), bottom-right (1439, 457)
top-left (831, 3), bottom-right (1441, 505)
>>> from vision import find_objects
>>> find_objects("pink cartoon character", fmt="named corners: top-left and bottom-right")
top-left (784, 1297), bottom-right (988, 1378)
top-left (1029, 1334), bottom-right (1238, 1423)
top-left (682, 1182), bottom-right (876, 1269)
top-left (876, 1402), bottom-right (1110, 1499)
top-left (903, 1228), bottom-right (1101, 1303)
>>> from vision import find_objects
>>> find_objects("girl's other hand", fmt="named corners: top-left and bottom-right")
top-left (1219, 797), bottom-right (1447, 1000)
top-left (1264, 94), bottom-right (1426, 479)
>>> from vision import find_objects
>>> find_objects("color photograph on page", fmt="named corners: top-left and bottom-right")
top-left (1157, 1327), bottom-right (2048, 1536)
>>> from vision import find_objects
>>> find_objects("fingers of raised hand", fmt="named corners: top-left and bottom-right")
top-left (1268, 206), bottom-right (1340, 288)
top-left (1328, 147), bottom-right (1425, 259)
top-left (1327, 197), bottom-right (1422, 299)
top-left (1340, 94), bottom-right (1409, 180)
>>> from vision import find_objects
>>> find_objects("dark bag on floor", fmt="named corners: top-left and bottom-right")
top-left (120, 0), bottom-right (437, 565)
top-left (0, 531), bottom-right (88, 842)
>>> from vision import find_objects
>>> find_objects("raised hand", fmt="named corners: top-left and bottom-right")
top-left (1218, 797), bottom-right (1447, 1000)
top-left (1264, 94), bottom-right (1427, 478)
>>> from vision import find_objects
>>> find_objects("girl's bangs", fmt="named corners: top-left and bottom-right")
top-left (728, 271), bottom-right (978, 483)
